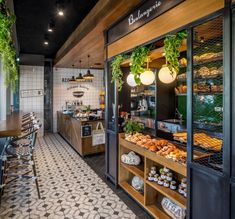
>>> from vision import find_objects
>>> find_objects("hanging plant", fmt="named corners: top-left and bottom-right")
top-left (130, 46), bottom-right (150, 85)
top-left (0, 0), bottom-right (18, 91)
top-left (163, 30), bottom-right (187, 74)
top-left (111, 55), bottom-right (125, 91)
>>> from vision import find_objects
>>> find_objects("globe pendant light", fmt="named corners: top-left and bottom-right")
top-left (83, 55), bottom-right (94, 80)
top-left (127, 73), bottom-right (137, 87)
top-left (158, 64), bottom-right (177, 84)
top-left (76, 60), bottom-right (84, 82)
top-left (140, 57), bottom-right (155, 85)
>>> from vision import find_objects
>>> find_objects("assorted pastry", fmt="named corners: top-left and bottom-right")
top-left (177, 66), bottom-right (223, 81)
top-left (193, 52), bottom-right (223, 63)
top-left (125, 133), bottom-right (186, 164)
top-left (173, 132), bottom-right (222, 151)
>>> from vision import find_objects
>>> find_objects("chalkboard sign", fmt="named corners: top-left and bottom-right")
top-left (81, 124), bottom-right (92, 137)
top-left (107, 0), bottom-right (184, 44)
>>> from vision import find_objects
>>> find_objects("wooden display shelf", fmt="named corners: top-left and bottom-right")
top-left (145, 204), bottom-right (171, 219)
top-left (145, 149), bottom-right (186, 177)
top-left (146, 180), bottom-right (186, 209)
top-left (119, 133), bottom-right (187, 218)
top-left (119, 181), bottom-right (144, 205)
top-left (121, 163), bottom-right (144, 179)
top-left (120, 40), bottom-right (187, 67)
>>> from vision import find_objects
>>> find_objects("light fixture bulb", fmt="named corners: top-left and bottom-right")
top-left (140, 70), bottom-right (155, 85)
top-left (44, 41), bottom-right (49, 45)
top-left (158, 65), bottom-right (177, 84)
top-left (58, 10), bottom-right (64, 16)
top-left (127, 73), bottom-right (137, 87)
top-left (48, 28), bottom-right (53, 32)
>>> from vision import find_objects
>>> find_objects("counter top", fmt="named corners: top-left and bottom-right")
top-left (59, 111), bottom-right (104, 123)
top-left (0, 111), bottom-right (22, 138)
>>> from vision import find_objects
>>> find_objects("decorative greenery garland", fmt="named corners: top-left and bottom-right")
top-left (0, 0), bottom-right (18, 90)
top-left (163, 30), bottom-right (187, 74)
top-left (130, 46), bottom-right (150, 85)
top-left (111, 55), bottom-right (125, 91)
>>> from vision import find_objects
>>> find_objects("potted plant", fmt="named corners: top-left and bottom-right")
top-left (124, 120), bottom-right (144, 137)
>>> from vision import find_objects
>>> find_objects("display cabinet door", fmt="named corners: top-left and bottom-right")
top-left (105, 131), bottom-right (118, 185)
top-left (189, 167), bottom-right (229, 219)
top-left (232, 8), bottom-right (235, 179)
top-left (231, 181), bottom-right (235, 219)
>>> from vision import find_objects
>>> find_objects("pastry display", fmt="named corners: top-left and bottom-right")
top-left (125, 133), bottom-right (187, 164)
top-left (173, 132), bottom-right (222, 151)
top-left (121, 151), bottom-right (141, 166)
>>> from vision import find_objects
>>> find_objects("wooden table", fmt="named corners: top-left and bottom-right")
top-left (0, 111), bottom-right (22, 138)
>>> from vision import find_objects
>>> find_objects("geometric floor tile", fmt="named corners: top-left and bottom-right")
top-left (0, 134), bottom-right (136, 219)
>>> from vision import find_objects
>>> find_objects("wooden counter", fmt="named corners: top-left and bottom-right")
top-left (57, 111), bottom-right (105, 156)
top-left (0, 111), bottom-right (22, 138)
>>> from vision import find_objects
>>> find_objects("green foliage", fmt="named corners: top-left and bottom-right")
top-left (111, 55), bottom-right (125, 91)
top-left (124, 120), bottom-right (144, 134)
top-left (164, 30), bottom-right (187, 74)
top-left (0, 0), bottom-right (18, 91)
top-left (130, 46), bottom-right (150, 85)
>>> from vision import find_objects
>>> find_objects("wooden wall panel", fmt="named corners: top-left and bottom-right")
top-left (107, 0), bottom-right (224, 59)
top-left (55, 0), bottom-right (141, 68)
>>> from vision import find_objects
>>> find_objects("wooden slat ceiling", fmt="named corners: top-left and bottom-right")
top-left (54, 0), bottom-right (142, 69)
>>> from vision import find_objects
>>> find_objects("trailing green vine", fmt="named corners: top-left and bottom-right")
top-left (111, 55), bottom-right (125, 91)
top-left (130, 46), bottom-right (150, 85)
top-left (163, 30), bottom-right (187, 74)
top-left (0, 0), bottom-right (18, 91)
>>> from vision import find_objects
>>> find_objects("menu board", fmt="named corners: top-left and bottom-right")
top-left (81, 124), bottom-right (92, 137)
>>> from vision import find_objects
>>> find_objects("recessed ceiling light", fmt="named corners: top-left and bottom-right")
top-left (58, 10), bottom-right (64, 16)
top-left (44, 41), bottom-right (49, 45)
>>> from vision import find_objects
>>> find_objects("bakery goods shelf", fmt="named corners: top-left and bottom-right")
top-left (121, 162), bottom-right (144, 179)
top-left (119, 181), bottom-right (144, 205)
top-left (145, 204), bottom-right (171, 219)
top-left (146, 180), bottom-right (186, 209)
top-left (145, 149), bottom-right (187, 177)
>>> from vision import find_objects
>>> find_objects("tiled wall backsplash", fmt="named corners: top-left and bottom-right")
top-left (53, 68), bottom-right (104, 133)
top-left (19, 65), bottom-right (44, 136)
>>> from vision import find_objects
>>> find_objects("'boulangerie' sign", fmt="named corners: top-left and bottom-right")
top-left (107, 0), bottom-right (184, 43)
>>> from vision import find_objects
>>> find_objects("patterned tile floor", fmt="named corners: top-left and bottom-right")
top-left (0, 134), bottom-right (137, 219)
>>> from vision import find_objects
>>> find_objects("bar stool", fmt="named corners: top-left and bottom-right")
top-left (0, 120), bottom-right (42, 205)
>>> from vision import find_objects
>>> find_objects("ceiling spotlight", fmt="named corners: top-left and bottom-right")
top-left (48, 20), bottom-right (55, 32)
top-left (58, 10), bottom-right (64, 16)
top-left (56, 1), bottom-right (64, 16)
top-left (44, 35), bottom-right (49, 45)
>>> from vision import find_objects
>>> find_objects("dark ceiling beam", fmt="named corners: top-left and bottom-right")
top-left (54, 0), bottom-right (141, 66)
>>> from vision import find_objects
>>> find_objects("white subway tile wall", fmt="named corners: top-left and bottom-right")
top-left (19, 65), bottom-right (44, 136)
top-left (53, 68), bottom-right (104, 133)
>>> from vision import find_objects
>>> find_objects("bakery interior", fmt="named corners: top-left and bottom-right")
top-left (0, 0), bottom-right (235, 219)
